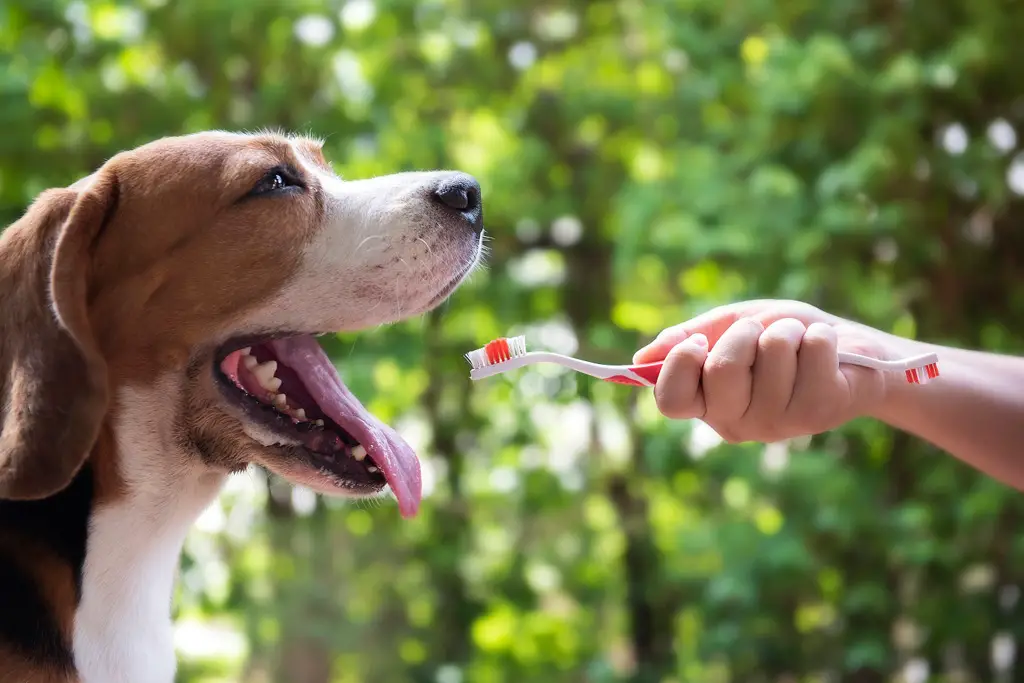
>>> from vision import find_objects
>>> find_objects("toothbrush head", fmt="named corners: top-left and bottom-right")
top-left (905, 361), bottom-right (940, 384)
top-left (464, 336), bottom-right (528, 370)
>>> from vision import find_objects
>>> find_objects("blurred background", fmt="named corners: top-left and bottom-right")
top-left (3, 0), bottom-right (1024, 681)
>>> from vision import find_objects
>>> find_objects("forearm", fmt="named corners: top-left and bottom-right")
top-left (869, 333), bottom-right (1024, 488)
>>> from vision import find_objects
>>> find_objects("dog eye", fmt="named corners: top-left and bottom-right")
top-left (266, 173), bottom-right (287, 191)
top-left (249, 168), bottom-right (301, 196)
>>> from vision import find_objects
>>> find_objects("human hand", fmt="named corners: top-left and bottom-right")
top-left (634, 300), bottom-right (902, 443)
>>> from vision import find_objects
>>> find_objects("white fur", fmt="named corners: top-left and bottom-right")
top-left (73, 380), bottom-right (226, 683)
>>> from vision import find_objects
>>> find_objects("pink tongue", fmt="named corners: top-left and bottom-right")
top-left (267, 336), bottom-right (422, 518)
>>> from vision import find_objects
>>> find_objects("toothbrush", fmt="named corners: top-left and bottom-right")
top-left (465, 336), bottom-right (941, 388)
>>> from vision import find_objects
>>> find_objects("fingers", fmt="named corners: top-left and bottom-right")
top-left (648, 308), bottom-right (878, 443)
top-left (702, 318), bottom-right (764, 426)
top-left (653, 334), bottom-right (709, 419)
top-left (786, 323), bottom-right (842, 430)
top-left (742, 318), bottom-right (807, 430)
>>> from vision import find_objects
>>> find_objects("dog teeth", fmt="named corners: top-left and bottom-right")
top-left (243, 355), bottom-right (258, 370)
top-left (314, 419), bottom-right (325, 427)
top-left (272, 393), bottom-right (287, 408)
top-left (253, 360), bottom-right (278, 386)
top-left (240, 347), bottom-right (252, 355)
top-left (367, 466), bottom-right (378, 473)
top-left (293, 408), bottom-right (306, 420)
top-left (352, 444), bottom-right (367, 461)
top-left (265, 376), bottom-right (283, 392)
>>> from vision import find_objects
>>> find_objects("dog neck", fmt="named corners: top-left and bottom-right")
top-left (72, 381), bottom-right (227, 683)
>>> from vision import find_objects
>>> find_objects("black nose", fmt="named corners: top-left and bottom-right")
top-left (433, 173), bottom-right (483, 232)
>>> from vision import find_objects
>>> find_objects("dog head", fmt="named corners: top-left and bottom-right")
top-left (0, 131), bottom-right (483, 517)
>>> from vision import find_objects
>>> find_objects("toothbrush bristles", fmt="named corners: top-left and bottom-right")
top-left (905, 362), bottom-right (940, 385)
top-left (464, 335), bottom-right (528, 369)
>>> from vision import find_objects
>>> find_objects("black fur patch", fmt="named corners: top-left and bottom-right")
top-left (0, 464), bottom-right (93, 670)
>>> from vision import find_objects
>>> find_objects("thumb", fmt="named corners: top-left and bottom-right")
top-left (653, 334), bottom-right (709, 420)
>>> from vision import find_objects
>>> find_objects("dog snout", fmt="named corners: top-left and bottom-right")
top-left (431, 172), bottom-right (483, 233)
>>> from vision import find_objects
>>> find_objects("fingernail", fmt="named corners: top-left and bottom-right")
top-left (686, 333), bottom-right (708, 348)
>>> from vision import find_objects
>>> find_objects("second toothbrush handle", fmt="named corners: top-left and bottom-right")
top-left (604, 351), bottom-right (940, 388)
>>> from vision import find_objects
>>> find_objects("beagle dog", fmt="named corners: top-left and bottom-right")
top-left (0, 131), bottom-right (484, 683)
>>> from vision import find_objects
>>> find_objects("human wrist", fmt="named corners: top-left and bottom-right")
top-left (860, 327), bottom-right (931, 423)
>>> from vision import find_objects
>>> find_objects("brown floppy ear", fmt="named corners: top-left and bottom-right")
top-left (0, 171), bottom-right (117, 499)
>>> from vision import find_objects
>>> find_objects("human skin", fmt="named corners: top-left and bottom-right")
top-left (635, 300), bottom-right (1024, 489)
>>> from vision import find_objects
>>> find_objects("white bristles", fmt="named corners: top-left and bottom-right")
top-left (508, 335), bottom-right (527, 357)
top-left (464, 335), bottom-right (529, 370)
top-left (464, 348), bottom-right (489, 370)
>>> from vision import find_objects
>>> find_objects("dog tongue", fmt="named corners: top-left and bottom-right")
top-left (267, 336), bottom-right (422, 518)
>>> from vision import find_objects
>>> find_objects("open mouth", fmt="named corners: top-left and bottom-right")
top-left (214, 334), bottom-right (422, 517)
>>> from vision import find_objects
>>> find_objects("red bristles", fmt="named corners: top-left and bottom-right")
top-left (905, 363), bottom-right (940, 384)
top-left (484, 338), bottom-right (512, 365)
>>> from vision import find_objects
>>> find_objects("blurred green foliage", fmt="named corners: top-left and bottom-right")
top-left (4, 0), bottom-right (1024, 681)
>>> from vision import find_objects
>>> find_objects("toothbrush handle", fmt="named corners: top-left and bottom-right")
top-left (602, 362), bottom-right (665, 387)
top-left (603, 352), bottom-right (941, 388)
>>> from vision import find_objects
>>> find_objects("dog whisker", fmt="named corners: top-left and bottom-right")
top-left (355, 234), bottom-right (385, 256)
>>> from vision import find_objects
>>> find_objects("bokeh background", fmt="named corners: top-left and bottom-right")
top-left (4, 0), bottom-right (1024, 681)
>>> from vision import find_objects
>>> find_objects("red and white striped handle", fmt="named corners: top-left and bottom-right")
top-left (601, 362), bottom-right (665, 387)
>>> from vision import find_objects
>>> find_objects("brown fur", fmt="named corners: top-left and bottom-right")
top-left (0, 648), bottom-right (78, 683)
top-left (0, 187), bottom-right (109, 501)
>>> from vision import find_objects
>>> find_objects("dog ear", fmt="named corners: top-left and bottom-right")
top-left (0, 171), bottom-right (117, 499)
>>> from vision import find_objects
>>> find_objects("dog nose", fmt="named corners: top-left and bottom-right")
top-left (432, 173), bottom-right (483, 232)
